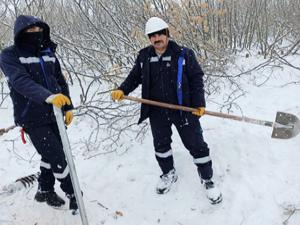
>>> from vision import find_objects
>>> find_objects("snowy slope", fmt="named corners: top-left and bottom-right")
top-left (1, 54), bottom-right (300, 225)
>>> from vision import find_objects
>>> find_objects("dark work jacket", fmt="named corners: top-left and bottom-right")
top-left (119, 40), bottom-right (206, 124)
top-left (0, 15), bottom-right (73, 129)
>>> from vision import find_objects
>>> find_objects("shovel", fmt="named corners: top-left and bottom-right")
top-left (123, 96), bottom-right (300, 139)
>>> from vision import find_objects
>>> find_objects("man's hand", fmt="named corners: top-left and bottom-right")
top-left (192, 107), bottom-right (205, 117)
top-left (64, 110), bottom-right (73, 126)
top-left (111, 90), bottom-right (124, 101)
top-left (47, 94), bottom-right (71, 108)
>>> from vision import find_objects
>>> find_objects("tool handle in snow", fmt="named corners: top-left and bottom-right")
top-left (53, 106), bottom-right (89, 225)
top-left (0, 125), bottom-right (16, 136)
top-left (1, 173), bottom-right (39, 195)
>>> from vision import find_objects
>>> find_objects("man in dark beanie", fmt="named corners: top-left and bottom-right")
top-left (0, 15), bottom-right (78, 211)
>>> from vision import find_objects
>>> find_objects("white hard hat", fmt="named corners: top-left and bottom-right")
top-left (145, 17), bottom-right (169, 35)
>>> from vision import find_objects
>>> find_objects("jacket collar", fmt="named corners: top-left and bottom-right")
top-left (168, 40), bottom-right (183, 53)
top-left (148, 40), bottom-right (182, 56)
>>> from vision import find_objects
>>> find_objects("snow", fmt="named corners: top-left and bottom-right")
top-left (1, 54), bottom-right (300, 225)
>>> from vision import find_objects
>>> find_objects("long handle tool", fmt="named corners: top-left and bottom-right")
top-left (53, 106), bottom-right (89, 224)
top-left (123, 95), bottom-right (300, 139)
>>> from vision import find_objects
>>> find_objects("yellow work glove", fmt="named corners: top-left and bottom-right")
top-left (48, 94), bottom-right (71, 108)
top-left (192, 107), bottom-right (205, 117)
top-left (64, 110), bottom-right (73, 126)
top-left (111, 90), bottom-right (124, 101)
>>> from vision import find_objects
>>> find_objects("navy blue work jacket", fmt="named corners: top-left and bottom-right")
top-left (0, 15), bottom-right (73, 129)
top-left (119, 40), bottom-right (206, 124)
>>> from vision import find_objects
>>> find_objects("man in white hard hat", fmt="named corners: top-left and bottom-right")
top-left (111, 17), bottom-right (222, 204)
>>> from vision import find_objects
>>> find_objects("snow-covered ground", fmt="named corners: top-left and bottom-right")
top-left (1, 54), bottom-right (300, 225)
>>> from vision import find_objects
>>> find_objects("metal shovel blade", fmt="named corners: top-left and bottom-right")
top-left (271, 112), bottom-right (300, 139)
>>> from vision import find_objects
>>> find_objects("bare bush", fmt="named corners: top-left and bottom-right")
top-left (0, 0), bottom-right (299, 153)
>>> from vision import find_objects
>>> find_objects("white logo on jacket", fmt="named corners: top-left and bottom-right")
top-left (19, 56), bottom-right (56, 64)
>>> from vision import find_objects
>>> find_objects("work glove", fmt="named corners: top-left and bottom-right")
top-left (111, 90), bottom-right (124, 101)
top-left (46, 94), bottom-right (71, 108)
top-left (64, 110), bottom-right (73, 126)
top-left (192, 107), bottom-right (205, 117)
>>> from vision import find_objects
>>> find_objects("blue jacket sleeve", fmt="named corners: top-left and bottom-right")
top-left (186, 49), bottom-right (206, 107)
top-left (119, 53), bottom-right (142, 95)
top-left (54, 57), bottom-right (74, 111)
top-left (0, 49), bottom-right (52, 104)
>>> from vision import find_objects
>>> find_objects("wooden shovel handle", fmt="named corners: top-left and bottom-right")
top-left (123, 95), bottom-right (273, 127)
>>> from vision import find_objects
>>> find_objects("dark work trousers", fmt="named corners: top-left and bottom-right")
top-left (149, 109), bottom-right (213, 180)
top-left (25, 123), bottom-right (74, 195)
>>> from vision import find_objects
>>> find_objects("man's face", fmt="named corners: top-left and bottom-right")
top-left (26, 26), bottom-right (43, 33)
top-left (148, 29), bottom-right (169, 53)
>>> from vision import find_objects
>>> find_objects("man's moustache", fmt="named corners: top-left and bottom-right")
top-left (154, 40), bottom-right (162, 44)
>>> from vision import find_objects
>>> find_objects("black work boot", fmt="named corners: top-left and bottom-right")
top-left (68, 194), bottom-right (78, 210)
top-left (34, 190), bottom-right (65, 207)
top-left (67, 194), bottom-right (79, 215)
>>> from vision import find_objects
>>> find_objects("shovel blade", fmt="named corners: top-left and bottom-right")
top-left (271, 111), bottom-right (300, 139)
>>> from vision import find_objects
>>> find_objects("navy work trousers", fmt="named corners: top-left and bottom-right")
top-left (149, 110), bottom-right (213, 180)
top-left (25, 123), bottom-right (74, 195)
